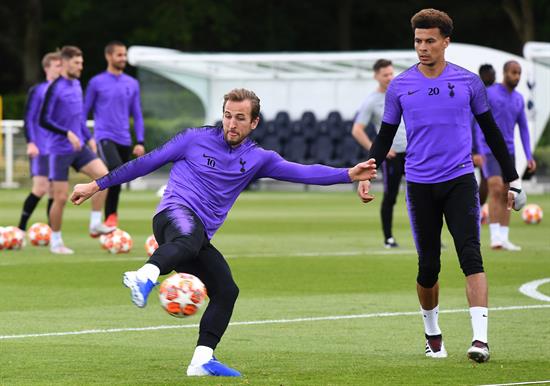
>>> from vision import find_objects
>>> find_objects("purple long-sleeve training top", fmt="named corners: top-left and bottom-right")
top-left (475, 83), bottom-right (532, 160)
top-left (96, 126), bottom-right (351, 239)
top-left (24, 81), bottom-right (50, 154)
top-left (39, 76), bottom-right (92, 154)
top-left (383, 62), bottom-right (490, 183)
top-left (84, 72), bottom-right (145, 146)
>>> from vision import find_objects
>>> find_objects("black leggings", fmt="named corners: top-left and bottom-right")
top-left (406, 173), bottom-right (483, 288)
top-left (150, 205), bottom-right (239, 350)
top-left (381, 152), bottom-right (405, 240)
top-left (97, 139), bottom-right (131, 218)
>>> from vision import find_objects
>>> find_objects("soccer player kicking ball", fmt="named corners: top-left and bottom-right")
top-left (357, 9), bottom-right (526, 363)
top-left (71, 88), bottom-right (377, 377)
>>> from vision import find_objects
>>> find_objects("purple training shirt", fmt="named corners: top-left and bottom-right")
top-left (84, 71), bottom-right (145, 146)
top-left (476, 83), bottom-right (532, 160)
top-left (383, 62), bottom-right (490, 183)
top-left (96, 126), bottom-right (351, 239)
top-left (40, 76), bottom-right (92, 154)
top-left (24, 81), bottom-right (51, 154)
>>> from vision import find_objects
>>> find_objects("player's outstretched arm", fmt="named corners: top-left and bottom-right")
top-left (71, 181), bottom-right (100, 205)
top-left (348, 158), bottom-right (377, 182)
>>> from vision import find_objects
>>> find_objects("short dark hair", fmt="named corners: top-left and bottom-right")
top-left (60, 45), bottom-right (82, 60)
top-left (503, 60), bottom-right (520, 72)
top-left (373, 59), bottom-right (392, 73)
top-left (479, 64), bottom-right (495, 76)
top-left (223, 88), bottom-right (261, 121)
top-left (105, 41), bottom-right (126, 55)
top-left (411, 8), bottom-right (453, 37)
top-left (42, 51), bottom-right (61, 68)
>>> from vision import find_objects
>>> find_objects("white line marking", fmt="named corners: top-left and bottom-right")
top-left (0, 249), bottom-right (417, 266)
top-left (1, 304), bottom-right (549, 341)
top-left (519, 278), bottom-right (550, 302)
top-left (479, 381), bottom-right (550, 386)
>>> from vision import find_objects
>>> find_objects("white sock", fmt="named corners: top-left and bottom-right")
top-left (137, 263), bottom-right (160, 283)
top-left (500, 226), bottom-right (509, 242)
top-left (90, 211), bottom-right (102, 228)
top-left (421, 305), bottom-right (442, 336)
top-left (190, 345), bottom-right (213, 366)
top-left (51, 231), bottom-right (63, 247)
top-left (489, 223), bottom-right (501, 243)
top-left (470, 306), bottom-right (488, 343)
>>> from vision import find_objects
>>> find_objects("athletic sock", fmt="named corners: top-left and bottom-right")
top-left (19, 193), bottom-right (41, 230)
top-left (190, 345), bottom-right (214, 366)
top-left (47, 198), bottom-right (54, 225)
top-left (51, 231), bottom-right (63, 247)
top-left (469, 306), bottom-right (488, 343)
top-left (421, 305), bottom-right (442, 336)
top-left (137, 263), bottom-right (160, 283)
top-left (500, 226), bottom-right (509, 242)
top-left (89, 211), bottom-right (102, 228)
top-left (489, 223), bottom-right (501, 244)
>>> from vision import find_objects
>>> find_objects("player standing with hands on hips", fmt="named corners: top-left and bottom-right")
top-left (71, 88), bottom-right (377, 377)
top-left (357, 9), bottom-right (526, 363)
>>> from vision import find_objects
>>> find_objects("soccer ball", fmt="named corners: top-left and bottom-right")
top-left (0, 227), bottom-right (9, 249)
top-left (103, 229), bottom-right (133, 254)
top-left (99, 234), bottom-right (109, 250)
top-left (28, 222), bottom-right (52, 246)
top-left (522, 204), bottom-right (543, 225)
top-left (480, 203), bottom-right (489, 225)
top-left (158, 273), bottom-right (207, 318)
top-left (2, 226), bottom-right (25, 250)
top-left (145, 234), bottom-right (159, 257)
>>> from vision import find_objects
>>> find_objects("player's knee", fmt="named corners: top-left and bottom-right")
top-left (459, 251), bottom-right (484, 276)
top-left (417, 263), bottom-right (440, 288)
top-left (54, 191), bottom-right (68, 203)
top-left (216, 281), bottom-right (239, 304)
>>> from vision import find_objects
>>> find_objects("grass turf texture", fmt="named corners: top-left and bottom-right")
top-left (1, 189), bottom-right (549, 385)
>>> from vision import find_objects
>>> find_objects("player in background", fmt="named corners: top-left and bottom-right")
top-left (352, 59), bottom-right (407, 248)
top-left (40, 45), bottom-right (115, 254)
top-left (18, 52), bottom-right (61, 231)
top-left (84, 41), bottom-right (145, 228)
top-left (478, 61), bottom-right (536, 250)
top-left (70, 88), bottom-right (377, 377)
top-left (471, 64), bottom-right (496, 207)
top-left (357, 9), bottom-right (526, 363)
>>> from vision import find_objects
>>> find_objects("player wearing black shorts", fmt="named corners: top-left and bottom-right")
top-left (84, 41), bottom-right (145, 227)
top-left (358, 9), bottom-right (526, 363)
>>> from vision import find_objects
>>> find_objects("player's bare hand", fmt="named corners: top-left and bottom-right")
top-left (27, 143), bottom-right (39, 158)
top-left (357, 180), bottom-right (375, 203)
top-left (348, 158), bottom-right (377, 182)
top-left (70, 181), bottom-right (100, 205)
top-left (527, 159), bottom-right (537, 173)
top-left (133, 144), bottom-right (145, 157)
top-left (386, 149), bottom-right (397, 159)
top-left (67, 130), bottom-right (82, 151)
top-left (87, 138), bottom-right (98, 154)
top-left (472, 154), bottom-right (484, 167)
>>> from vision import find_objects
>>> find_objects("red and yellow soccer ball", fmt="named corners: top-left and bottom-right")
top-left (159, 273), bottom-right (207, 318)
top-left (522, 204), bottom-right (543, 225)
top-left (0, 226), bottom-right (25, 250)
top-left (28, 222), bottom-right (52, 246)
top-left (145, 234), bottom-right (159, 257)
top-left (102, 229), bottom-right (133, 254)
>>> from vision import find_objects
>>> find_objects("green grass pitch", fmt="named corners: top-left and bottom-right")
top-left (1, 188), bottom-right (549, 385)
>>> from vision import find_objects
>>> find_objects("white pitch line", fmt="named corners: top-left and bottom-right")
top-left (0, 249), bottom-right (416, 266)
top-left (479, 381), bottom-right (550, 386)
top-left (519, 278), bottom-right (550, 302)
top-left (1, 304), bottom-right (549, 341)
